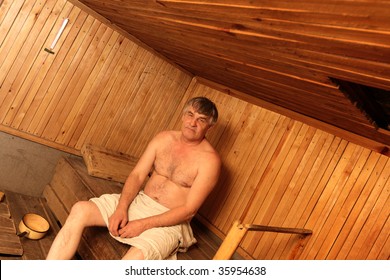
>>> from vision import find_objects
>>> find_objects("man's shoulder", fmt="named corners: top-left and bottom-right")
top-left (200, 140), bottom-right (221, 164)
top-left (150, 130), bottom-right (179, 146)
top-left (154, 130), bottom-right (179, 140)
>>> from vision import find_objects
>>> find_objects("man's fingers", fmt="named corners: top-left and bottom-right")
top-left (120, 219), bottom-right (128, 229)
top-left (109, 220), bottom-right (121, 236)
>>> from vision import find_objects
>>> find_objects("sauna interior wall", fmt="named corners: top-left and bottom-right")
top-left (0, 0), bottom-right (192, 155)
top-left (1, 0), bottom-right (389, 260)
top-left (173, 81), bottom-right (389, 260)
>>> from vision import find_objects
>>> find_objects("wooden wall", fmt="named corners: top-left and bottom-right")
top-left (0, 0), bottom-right (192, 155)
top-left (1, 0), bottom-right (389, 260)
top-left (170, 80), bottom-right (389, 260)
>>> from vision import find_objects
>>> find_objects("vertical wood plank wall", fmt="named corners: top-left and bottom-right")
top-left (1, 0), bottom-right (389, 260)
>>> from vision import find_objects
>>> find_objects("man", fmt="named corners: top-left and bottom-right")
top-left (47, 96), bottom-right (221, 260)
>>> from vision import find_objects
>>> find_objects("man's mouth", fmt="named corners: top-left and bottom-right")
top-left (185, 127), bottom-right (196, 132)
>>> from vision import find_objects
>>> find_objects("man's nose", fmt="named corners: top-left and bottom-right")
top-left (190, 118), bottom-right (197, 126)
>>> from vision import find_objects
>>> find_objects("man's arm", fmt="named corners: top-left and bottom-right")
top-left (118, 151), bottom-right (221, 238)
top-left (108, 135), bottom-right (159, 236)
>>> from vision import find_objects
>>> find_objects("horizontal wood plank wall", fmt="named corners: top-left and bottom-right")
top-left (171, 79), bottom-right (389, 260)
top-left (1, 0), bottom-right (388, 260)
top-left (0, 0), bottom-right (192, 156)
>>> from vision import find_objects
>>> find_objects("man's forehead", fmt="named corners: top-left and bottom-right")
top-left (187, 106), bottom-right (210, 118)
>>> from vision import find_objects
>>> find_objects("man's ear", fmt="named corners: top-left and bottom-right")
top-left (207, 123), bottom-right (216, 132)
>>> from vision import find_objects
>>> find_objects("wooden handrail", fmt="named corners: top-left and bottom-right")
top-left (246, 224), bottom-right (312, 235)
top-left (213, 220), bottom-right (312, 260)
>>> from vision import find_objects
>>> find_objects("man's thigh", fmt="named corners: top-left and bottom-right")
top-left (128, 225), bottom-right (182, 259)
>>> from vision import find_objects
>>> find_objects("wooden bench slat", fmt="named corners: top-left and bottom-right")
top-left (0, 234), bottom-right (24, 256)
top-left (0, 198), bottom-right (23, 256)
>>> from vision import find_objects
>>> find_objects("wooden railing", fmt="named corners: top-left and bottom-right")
top-left (213, 220), bottom-right (312, 260)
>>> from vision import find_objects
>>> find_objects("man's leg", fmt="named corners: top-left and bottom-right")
top-left (119, 225), bottom-right (183, 260)
top-left (122, 247), bottom-right (145, 260)
top-left (46, 201), bottom-right (106, 259)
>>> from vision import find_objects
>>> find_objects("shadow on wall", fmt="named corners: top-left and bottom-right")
top-left (0, 131), bottom-right (78, 197)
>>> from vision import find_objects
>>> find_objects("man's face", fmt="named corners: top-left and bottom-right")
top-left (181, 106), bottom-right (213, 141)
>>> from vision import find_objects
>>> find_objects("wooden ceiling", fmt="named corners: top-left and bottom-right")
top-left (74, 0), bottom-right (390, 149)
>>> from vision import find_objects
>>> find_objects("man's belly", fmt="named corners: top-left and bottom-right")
top-left (143, 175), bottom-right (190, 209)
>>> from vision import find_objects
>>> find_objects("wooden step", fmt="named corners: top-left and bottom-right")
top-left (43, 156), bottom-right (127, 259)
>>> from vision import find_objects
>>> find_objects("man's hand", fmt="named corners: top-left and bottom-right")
top-left (118, 219), bottom-right (147, 238)
top-left (108, 209), bottom-right (128, 236)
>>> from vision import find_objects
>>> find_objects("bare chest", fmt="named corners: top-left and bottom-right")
top-left (154, 145), bottom-right (199, 187)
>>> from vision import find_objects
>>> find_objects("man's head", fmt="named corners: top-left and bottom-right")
top-left (183, 97), bottom-right (218, 125)
top-left (181, 97), bottom-right (218, 142)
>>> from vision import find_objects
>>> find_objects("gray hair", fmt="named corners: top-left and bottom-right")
top-left (184, 97), bottom-right (218, 125)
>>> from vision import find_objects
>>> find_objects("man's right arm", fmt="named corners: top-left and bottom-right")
top-left (108, 133), bottom-right (162, 236)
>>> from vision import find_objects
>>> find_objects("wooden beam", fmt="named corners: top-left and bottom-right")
top-left (0, 124), bottom-right (80, 156)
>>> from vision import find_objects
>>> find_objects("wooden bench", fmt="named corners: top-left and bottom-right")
top-left (43, 154), bottom-right (240, 260)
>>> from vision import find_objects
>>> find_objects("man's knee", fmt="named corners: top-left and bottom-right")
top-left (69, 201), bottom-right (89, 217)
top-left (67, 201), bottom-right (101, 226)
top-left (122, 247), bottom-right (145, 260)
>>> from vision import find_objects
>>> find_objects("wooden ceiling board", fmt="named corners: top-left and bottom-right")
top-left (74, 0), bottom-right (390, 147)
